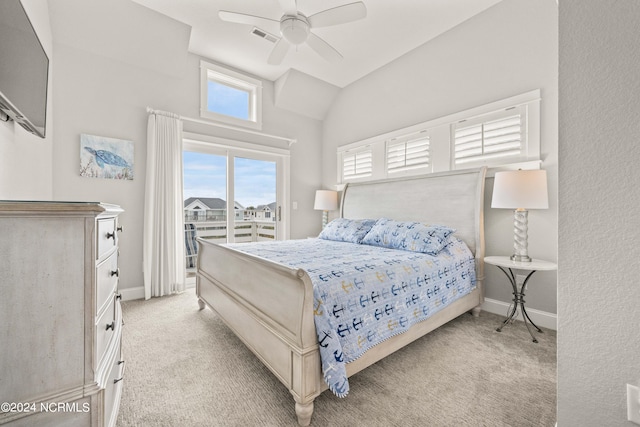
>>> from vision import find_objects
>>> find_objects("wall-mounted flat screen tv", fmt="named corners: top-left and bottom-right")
top-left (0, 0), bottom-right (49, 138)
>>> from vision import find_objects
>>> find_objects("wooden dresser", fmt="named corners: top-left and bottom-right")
top-left (0, 201), bottom-right (124, 426)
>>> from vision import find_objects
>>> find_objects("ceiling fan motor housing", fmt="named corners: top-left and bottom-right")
top-left (280, 15), bottom-right (310, 45)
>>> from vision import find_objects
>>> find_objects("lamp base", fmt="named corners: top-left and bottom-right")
top-left (512, 209), bottom-right (531, 262)
top-left (510, 254), bottom-right (532, 263)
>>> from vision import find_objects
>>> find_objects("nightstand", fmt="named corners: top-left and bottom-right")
top-left (484, 256), bottom-right (557, 343)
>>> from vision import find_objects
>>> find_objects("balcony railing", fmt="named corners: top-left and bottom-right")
top-left (185, 220), bottom-right (275, 273)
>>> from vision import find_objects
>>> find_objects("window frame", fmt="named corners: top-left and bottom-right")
top-left (200, 60), bottom-right (263, 130)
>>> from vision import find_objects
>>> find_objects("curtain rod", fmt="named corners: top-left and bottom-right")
top-left (146, 107), bottom-right (297, 147)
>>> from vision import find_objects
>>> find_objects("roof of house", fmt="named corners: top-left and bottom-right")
top-left (184, 197), bottom-right (226, 210)
top-left (255, 202), bottom-right (277, 211)
top-left (184, 197), bottom-right (246, 210)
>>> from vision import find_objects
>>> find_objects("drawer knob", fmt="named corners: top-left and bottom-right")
top-left (118, 360), bottom-right (125, 365)
top-left (114, 377), bottom-right (123, 384)
top-left (110, 268), bottom-right (120, 277)
top-left (117, 225), bottom-right (123, 233)
top-left (106, 231), bottom-right (116, 240)
top-left (116, 293), bottom-right (122, 300)
top-left (106, 321), bottom-right (115, 331)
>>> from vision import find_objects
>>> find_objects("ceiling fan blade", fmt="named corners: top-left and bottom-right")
top-left (278, 0), bottom-right (297, 16)
top-left (218, 11), bottom-right (279, 27)
top-left (267, 38), bottom-right (290, 65)
top-left (308, 2), bottom-right (367, 28)
top-left (306, 32), bottom-right (343, 62)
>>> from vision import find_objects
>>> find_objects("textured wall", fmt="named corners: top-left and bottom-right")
top-left (558, 1), bottom-right (640, 425)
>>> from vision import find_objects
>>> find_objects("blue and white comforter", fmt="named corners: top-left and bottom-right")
top-left (225, 237), bottom-right (476, 397)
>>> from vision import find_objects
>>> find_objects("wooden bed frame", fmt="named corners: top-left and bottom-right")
top-left (196, 167), bottom-right (486, 426)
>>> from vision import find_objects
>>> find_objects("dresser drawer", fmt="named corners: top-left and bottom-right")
top-left (104, 334), bottom-right (124, 427)
top-left (97, 218), bottom-right (118, 260)
top-left (96, 251), bottom-right (118, 317)
top-left (96, 297), bottom-right (116, 365)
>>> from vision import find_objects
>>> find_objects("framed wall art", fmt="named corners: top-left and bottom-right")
top-left (80, 134), bottom-right (134, 180)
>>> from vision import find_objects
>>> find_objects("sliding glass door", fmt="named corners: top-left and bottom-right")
top-left (182, 139), bottom-right (288, 278)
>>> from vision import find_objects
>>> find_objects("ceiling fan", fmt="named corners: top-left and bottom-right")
top-left (218, 0), bottom-right (367, 65)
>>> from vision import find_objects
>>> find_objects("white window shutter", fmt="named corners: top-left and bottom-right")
top-left (387, 133), bottom-right (430, 173)
top-left (454, 111), bottom-right (523, 166)
top-left (343, 149), bottom-right (372, 180)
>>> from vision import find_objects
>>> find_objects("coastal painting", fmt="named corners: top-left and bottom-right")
top-left (80, 134), bottom-right (134, 180)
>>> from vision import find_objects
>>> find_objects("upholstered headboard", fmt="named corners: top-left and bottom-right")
top-left (340, 167), bottom-right (486, 261)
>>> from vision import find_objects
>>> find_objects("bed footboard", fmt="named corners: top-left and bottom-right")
top-left (196, 239), bottom-right (323, 425)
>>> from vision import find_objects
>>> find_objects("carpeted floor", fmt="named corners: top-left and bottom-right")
top-left (117, 289), bottom-right (556, 427)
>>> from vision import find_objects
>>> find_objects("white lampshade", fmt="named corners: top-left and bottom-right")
top-left (314, 190), bottom-right (338, 211)
top-left (492, 170), bottom-right (549, 209)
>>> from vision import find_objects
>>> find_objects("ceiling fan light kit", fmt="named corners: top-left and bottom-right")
top-left (281, 16), bottom-right (310, 45)
top-left (218, 1), bottom-right (367, 65)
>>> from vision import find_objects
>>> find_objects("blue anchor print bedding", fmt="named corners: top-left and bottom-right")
top-left (225, 236), bottom-right (476, 398)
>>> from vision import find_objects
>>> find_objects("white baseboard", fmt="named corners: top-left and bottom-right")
top-left (119, 281), bottom-right (196, 302)
top-left (481, 298), bottom-right (557, 331)
top-left (119, 286), bottom-right (145, 301)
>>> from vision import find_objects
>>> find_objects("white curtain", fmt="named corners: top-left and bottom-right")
top-left (143, 110), bottom-right (186, 299)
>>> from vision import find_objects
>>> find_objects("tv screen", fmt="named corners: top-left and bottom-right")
top-left (0, 0), bottom-right (49, 138)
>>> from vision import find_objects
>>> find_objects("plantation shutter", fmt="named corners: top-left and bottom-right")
top-left (387, 133), bottom-right (430, 173)
top-left (342, 148), bottom-right (372, 180)
top-left (454, 110), bottom-right (523, 166)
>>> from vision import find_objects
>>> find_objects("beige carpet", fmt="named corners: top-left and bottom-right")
top-left (117, 289), bottom-right (556, 427)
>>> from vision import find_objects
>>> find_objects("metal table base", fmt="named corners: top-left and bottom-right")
top-left (495, 266), bottom-right (543, 343)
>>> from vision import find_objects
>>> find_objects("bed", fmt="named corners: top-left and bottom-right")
top-left (196, 167), bottom-right (486, 426)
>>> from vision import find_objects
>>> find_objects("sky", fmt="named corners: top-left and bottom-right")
top-left (207, 81), bottom-right (249, 120)
top-left (183, 151), bottom-right (276, 208)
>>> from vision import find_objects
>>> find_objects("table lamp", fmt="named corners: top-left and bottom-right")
top-left (491, 169), bottom-right (548, 262)
top-left (314, 190), bottom-right (338, 229)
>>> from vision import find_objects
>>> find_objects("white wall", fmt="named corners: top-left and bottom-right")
top-left (48, 0), bottom-right (323, 292)
top-left (322, 0), bottom-right (559, 315)
top-left (0, 0), bottom-right (53, 200)
top-left (558, 1), bottom-right (640, 425)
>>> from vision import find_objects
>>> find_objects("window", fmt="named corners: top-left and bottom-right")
top-left (452, 106), bottom-right (526, 168)
top-left (386, 131), bottom-right (430, 174)
top-left (337, 90), bottom-right (541, 184)
top-left (200, 60), bottom-right (262, 130)
top-left (342, 148), bottom-right (373, 181)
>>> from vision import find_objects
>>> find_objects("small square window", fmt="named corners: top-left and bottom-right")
top-left (200, 61), bottom-right (262, 129)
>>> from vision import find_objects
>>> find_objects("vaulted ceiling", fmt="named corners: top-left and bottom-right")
top-left (130, 0), bottom-right (504, 88)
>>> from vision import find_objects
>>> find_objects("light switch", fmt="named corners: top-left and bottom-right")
top-left (628, 383), bottom-right (640, 424)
